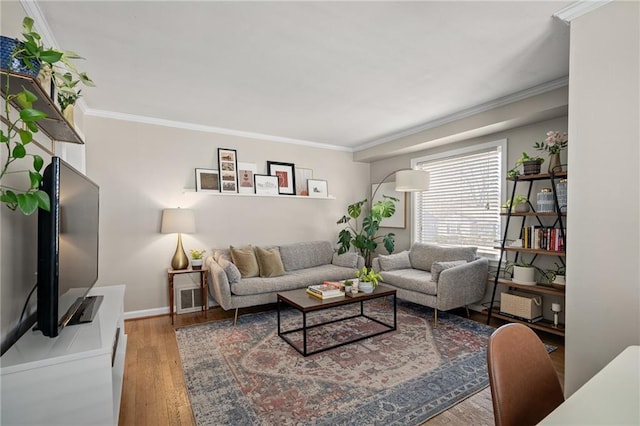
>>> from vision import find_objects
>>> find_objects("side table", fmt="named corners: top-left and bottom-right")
top-left (168, 267), bottom-right (208, 324)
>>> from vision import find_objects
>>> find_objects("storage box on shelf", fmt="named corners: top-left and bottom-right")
top-left (487, 171), bottom-right (567, 336)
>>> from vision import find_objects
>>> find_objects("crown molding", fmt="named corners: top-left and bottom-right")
top-left (353, 76), bottom-right (569, 152)
top-left (553, 0), bottom-right (613, 23)
top-left (84, 109), bottom-right (352, 152)
top-left (20, 1), bottom-right (59, 48)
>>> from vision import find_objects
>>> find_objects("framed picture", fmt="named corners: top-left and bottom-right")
top-left (254, 174), bottom-right (279, 195)
top-left (217, 148), bottom-right (238, 193)
top-left (237, 162), bottom-right (257, 194)
top-left (195, 168), bottom-right (220, 192)
top-left (295, 168), bottom-right (313, 195)
top-left (267, 161), bottom-right (296, 195)
top-left (307, 179), bottom-right (328, 198)
top-left (372, 182), bottom-right (406, 228)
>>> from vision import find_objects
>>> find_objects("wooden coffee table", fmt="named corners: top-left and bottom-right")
top-left (277, 284), bottom-right (397, 356)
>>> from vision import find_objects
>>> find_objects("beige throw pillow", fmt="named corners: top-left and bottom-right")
top-left (229, 245), bottom-right (260, 278)
top-left (255, 246), bottom-right (286, 278)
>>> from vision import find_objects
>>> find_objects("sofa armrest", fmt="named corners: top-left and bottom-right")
top-left (437, 258), bottom-right (488, 311)
top-left (206, 256), bottom-right (233, 310)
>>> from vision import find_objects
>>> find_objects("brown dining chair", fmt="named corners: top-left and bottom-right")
top-left (487, 323), bottom-right (564, 426)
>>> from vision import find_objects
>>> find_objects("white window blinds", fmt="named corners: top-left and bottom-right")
top-left (413, 142), bottom-right (503, 256)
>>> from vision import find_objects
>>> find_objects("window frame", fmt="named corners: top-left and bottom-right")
top-left (411, 139), bottom-right (507, 258)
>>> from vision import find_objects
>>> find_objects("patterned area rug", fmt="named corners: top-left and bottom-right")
top-left (175, 300), bottom-right (496, 425)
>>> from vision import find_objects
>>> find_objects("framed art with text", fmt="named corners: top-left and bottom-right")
top-left (195, 168), bottom-right (220, 192)
top-left (254, 174), bottom-right (279, 195)
top-left (218, 148), bottom-right (238, 193)
top-left (267, 161), bottom-right (296, 195)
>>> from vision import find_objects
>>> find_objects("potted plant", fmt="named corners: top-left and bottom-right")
top-left (189, 249), bottom-right (206, 269)
top-left (354, 266), bottom-right (383, 293)
top-left (507, 152), bottom-right (545, 177)
top-left (546, 262), bottom-right (566, 289)
top-left (504, 261), bottom-right (549, 285)
top-left (501, 195), bottom-right (529, 213)
top-left (337, 195), bottom-right (398, 267)
top-left (14, 17), bottom-right (94, 112)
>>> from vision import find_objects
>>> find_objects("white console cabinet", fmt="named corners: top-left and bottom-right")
top-left (1, 285), bottom-right (127, 425)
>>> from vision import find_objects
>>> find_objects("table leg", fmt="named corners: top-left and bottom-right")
top-left (201, 271), bottom-right (208, 319)
top-left (303, 311), bottom-right (308, 356)
top-left (168, 273), bottom-right (174, 325)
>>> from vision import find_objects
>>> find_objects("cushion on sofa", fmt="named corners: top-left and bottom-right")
top-left (229, 245), bottom-right (260, 278)
top-left (379, 269), bottom-right (437, 295)
top-left (409, 243), bottom-right (477, 271)
top-left (431, 260), bottom-right (467, 283)
top-left (279, 241), bottom-right (334, 271)
top-left (378, 250), bottom-right (411, 271)
top-left (255, 246), bottom-right (286, 278)
top-left (332, 252), bottom-right (359, 268)
top-left (218, 258), bottom-right (242, 284)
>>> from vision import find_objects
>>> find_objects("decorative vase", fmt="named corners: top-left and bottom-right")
top-left (63, 104), bottom-right (74, 125)
top-left (548, 153), bottom-right (562, 174)
top-left (0, 36), bottom-right (40, 77)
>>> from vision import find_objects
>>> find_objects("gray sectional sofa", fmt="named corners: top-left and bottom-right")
top-left (372, 243), bottom-right (489, 325)
top-left (206, 240), bottom-right (364, 324)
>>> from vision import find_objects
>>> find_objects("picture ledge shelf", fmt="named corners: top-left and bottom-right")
top-left (182, 189), bottom-right (335, 200)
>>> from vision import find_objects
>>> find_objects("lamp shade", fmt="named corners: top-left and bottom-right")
top-left (395, 170), bottom-right (430, 192)
top-left (161, 208), bottom-right (195, 234)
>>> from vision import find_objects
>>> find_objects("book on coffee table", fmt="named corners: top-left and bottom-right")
top-left (305, 289), bottom-right (345, 300)
top-left (307, 284), bottom-right (343, 297)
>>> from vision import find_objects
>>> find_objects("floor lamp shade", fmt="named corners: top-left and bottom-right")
top-left (395, 170), bottom-right (430, 192)
top-left (161, 208), bottom-right (196, 270)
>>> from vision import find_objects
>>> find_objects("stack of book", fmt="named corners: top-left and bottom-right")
top-left (522, 226), bottom-right (565, 252)
top-left (306, 283), bottom-right (344, 300)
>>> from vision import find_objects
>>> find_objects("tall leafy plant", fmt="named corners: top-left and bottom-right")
top-left (337, 196), bottom-right (398, 266)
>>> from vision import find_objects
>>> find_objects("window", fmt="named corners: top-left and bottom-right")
top-left (412, 140), bottom-right (505, 257)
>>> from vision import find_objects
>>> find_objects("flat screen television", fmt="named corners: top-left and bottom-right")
top-left (37, 157), bottom-right (101, 337)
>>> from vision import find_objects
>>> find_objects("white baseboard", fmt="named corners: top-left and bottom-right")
top-left (123, 307), bottom-right (169, 320)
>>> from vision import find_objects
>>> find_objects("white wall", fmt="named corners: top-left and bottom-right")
top-left (84, 116), bottom-right (369, 313)
top-left (564, 0), bottom-right (640, 395)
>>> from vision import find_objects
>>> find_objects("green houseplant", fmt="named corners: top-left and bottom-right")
top-left (337, 195), bottom-right (398, 266)
top-left (1, 83), bottom-right (49, 215)
top-left (355, 266), bottom-right (383, 293)
top-left (507, 152), bottom-right (545, 178)
top-left (504, 260), bottom-right (550, 285)
top-left (501, 194), bottom-right (529, 213)
top-left (17, 17), bottom-right (94, 109)
top-left (189, 249), bottom-right (206, 269)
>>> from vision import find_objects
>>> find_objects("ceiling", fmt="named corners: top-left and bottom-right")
top-left (34, 1), bottom-right (571, 150)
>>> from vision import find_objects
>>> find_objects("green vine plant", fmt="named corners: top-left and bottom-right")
top-left (1, 77), bottom-right (50, 215)
top-left (337, 195), bottom-right (398, 267)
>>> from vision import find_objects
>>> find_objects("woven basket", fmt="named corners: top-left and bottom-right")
top-left (0, 36), bottom-right (40, 77)
top-left (500, 291), bottom-right (542, 320)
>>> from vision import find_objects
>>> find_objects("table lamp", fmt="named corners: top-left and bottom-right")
top-left (161, 208), bottom-right (196, 270)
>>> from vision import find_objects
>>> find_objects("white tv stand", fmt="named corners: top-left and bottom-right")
top-left (1, 285), bottom-right (127, 425)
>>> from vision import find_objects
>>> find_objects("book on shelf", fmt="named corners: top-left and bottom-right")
top-left (307, 283), bottom-right (343, 296)
top-left (521, 226), bottom-right (565, 252)
top-left (305, 289), bottom-right (344, 300)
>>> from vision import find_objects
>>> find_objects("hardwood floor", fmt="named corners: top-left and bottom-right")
top-left (118, 306), bottom-right (565, 426)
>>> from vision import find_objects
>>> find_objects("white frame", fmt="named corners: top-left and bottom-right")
top-left (307, 179), bottom-right (328, 198)
top-left (237, 162), bottom-right (257, 194)
top-left (195, 168), bottom-right (220, 192)
top-left (295, 168), bottom-right (313, 195)
top-left (254, 174), bottom-right (279, 195)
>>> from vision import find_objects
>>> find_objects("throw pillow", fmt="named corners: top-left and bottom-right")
top-left (218, 258), bottom-right (242, 284)
top-left (431, 260), bottom-right (467, 283)
top-left (229, 245), bottom-right (260, 278)
top-left (255, 246), bottom-right (286, 278)
top-left (378, 250), bottom-right (411, 271)
top-left (332, 252), bottom-right (358, 268)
